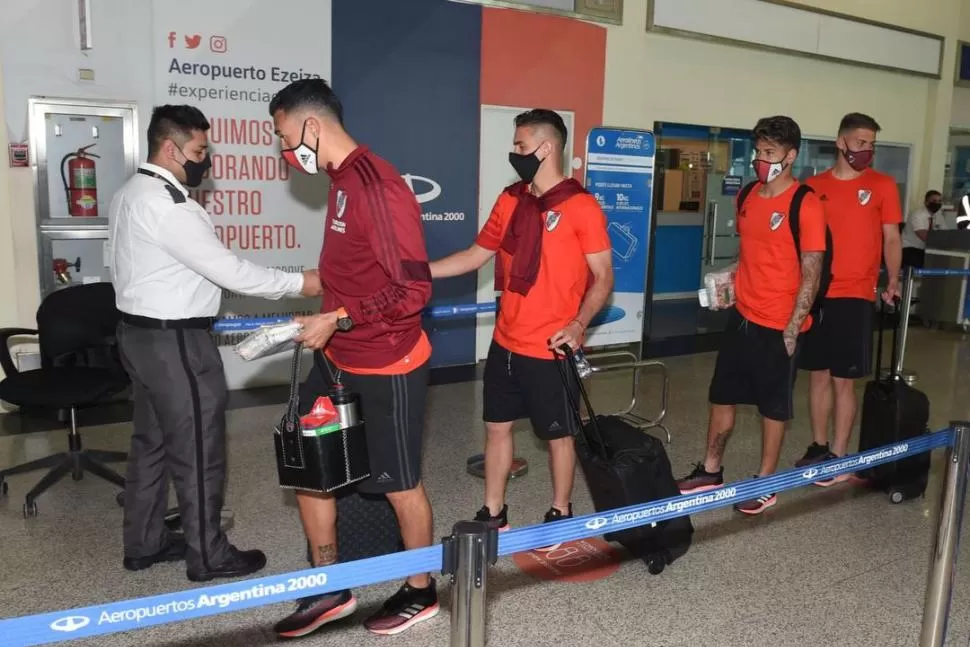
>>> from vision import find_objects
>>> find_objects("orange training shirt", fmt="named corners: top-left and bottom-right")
top-left (805, 168), bottom-right (902, 301)
top-left (735, 182), bottom-right (827, 332)
top-left (326, 330), bottom-right (431, 376)
top-left (477, 189), bottom-right (611, 360)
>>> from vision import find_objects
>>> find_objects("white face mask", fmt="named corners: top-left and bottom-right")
top-left (280, 120), bottom-right (319, 175)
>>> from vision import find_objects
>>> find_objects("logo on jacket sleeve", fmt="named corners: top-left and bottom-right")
top-left (769, 211), bottom-right (786, 231)
top-left (545, 210), bottom-right (561, 232)
top-left (858, 189), bottom-right (872, 206)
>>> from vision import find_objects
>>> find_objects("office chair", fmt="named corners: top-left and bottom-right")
top-left (0, 282), bottom-right (130, 518)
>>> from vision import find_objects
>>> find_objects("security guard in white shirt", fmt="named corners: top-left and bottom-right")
top-left (109, 105), bottom-right (322, 582)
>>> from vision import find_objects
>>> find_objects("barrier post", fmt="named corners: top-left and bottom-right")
top-left (443, 520), bottom-right (497, 647)
top-left (896, 266), bottom-right (915, 375)
top-left (920, 422), bottom-right (970, 647)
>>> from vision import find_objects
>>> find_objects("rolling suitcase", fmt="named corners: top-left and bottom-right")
top-left (559, 347), bottom-right (693, 574)
top-left (297, 370), bottom-right (403, 565)
top-left (857, 300), bottom-right (931, 503)
top-left (304, 490), bottom-right (404, 565)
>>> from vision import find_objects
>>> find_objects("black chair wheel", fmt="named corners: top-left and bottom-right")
top-left (647, 556), bottom-right (665, 575)
top-left (0, 479), bottom-right (8, 497)
top-left (116, 491), bottom-right (125, 507)
top-left (889, 489), bottom-right (904, 505)
top-left (23, 500), bottom-right (38, 518)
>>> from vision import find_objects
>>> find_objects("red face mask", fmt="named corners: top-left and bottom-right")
top-left (843, 148), bottom-right (873, 172)
top-left (752, 158), bottom-right (786, 184)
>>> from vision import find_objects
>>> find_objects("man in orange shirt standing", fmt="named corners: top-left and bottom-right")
top-left (430, 109), bottom-right (613, 540)
top-left (794, 113), bottom-right (903, 484)
top-left (677, 116), bottom-right (827, 515)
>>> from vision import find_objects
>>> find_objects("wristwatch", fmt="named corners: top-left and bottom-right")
top-left (336, 307), bottom-right (353, 332)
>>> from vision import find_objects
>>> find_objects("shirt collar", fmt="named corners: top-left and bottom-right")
top-left (139, 163), bottom-right (188, 196)
top-left (325, 145), bottom-right (369, 180)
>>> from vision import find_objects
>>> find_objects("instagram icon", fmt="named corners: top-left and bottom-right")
top-left (210, 35), bottom-right (227, 53)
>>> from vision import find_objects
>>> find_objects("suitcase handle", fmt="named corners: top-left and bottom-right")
top-left (556, 345), bottom-right (610, 460)
top-left (874, 297), bottom-right (901, 382)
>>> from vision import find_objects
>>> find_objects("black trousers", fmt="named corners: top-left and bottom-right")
top-left (117, 322), bottom-right (232, 572)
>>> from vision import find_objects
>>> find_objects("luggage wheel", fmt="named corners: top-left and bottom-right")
top-left (585, 351), bottom-right (672, 444)
top-left (647, 555), bottom-right (665, 575)
top-left (889, 489), bottom-right (905, 505)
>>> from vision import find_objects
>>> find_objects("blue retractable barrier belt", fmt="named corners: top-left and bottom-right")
top-left (212, 302), bottom-right (497, 333)
top-left (0, 428), bottom-right (953, 647)
top-left (914, 268), bottom-right (970, 278)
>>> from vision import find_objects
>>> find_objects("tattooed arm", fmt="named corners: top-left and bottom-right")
top-left (783, 251), bottom-right (824, 356)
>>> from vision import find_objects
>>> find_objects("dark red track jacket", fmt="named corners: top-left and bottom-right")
top-left (318, 146), bottom-right (431, 369)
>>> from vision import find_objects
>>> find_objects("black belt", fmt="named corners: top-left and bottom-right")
top-left (122, 313), bottom-right (214, 330)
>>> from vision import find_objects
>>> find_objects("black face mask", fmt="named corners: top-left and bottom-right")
top-left (178, 145), bottom-right (212, 188)
top-left (927, 202), bottom-right (942, 214)
top-left (183, 154), bottom-right (211, 188)
top-left (509, 147), bottom-right (543, 183)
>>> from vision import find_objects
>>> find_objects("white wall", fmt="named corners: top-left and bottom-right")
top-left (605, 0), bottom-right (963, 210)
top-left (953, 87), bottom-right (970, 128)
top-left (0, 0), bottom-right (156, 373)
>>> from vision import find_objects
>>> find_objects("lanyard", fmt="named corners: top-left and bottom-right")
top-left (137, 168), bottom-right (186, 203)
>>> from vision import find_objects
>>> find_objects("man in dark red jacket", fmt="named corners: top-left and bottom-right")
top-left (269, 79), bottom-right (437, 639)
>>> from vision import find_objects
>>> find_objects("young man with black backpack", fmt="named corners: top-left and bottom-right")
top-left (676, 116), bottom-right (827, 515)
top-left (794, 113), bottom-right (903, 485)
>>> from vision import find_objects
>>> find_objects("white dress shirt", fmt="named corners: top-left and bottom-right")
top-left (901, 205), bottom-right (948, 250)
top-left (108, 163), bottom-right (304, 319)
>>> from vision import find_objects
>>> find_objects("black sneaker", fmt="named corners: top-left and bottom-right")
top-left (676, 463), bottom-right (724, 494)
top-left (364, 579), bottom-right (440, 636)
top-left (795, 442), bottom-right (833, 467)
top-left (273, 590), bottom-right (357, 639)
top-left (535, 504), bottom-right (573, 553)
top-left (473, 504), bottom-right (510, 532)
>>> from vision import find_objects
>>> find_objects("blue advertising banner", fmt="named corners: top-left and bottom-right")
top-left (332, 0), bottom-right (482, 368)
top-left (583, 127), bottom-right (656, 347)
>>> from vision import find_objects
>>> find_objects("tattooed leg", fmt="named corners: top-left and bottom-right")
top-left (295, 491), bottom-right (338, 567)
top-left (316, 543), bottom-right (337, 567)
top-left (704, 404), bottom-right (736, 473)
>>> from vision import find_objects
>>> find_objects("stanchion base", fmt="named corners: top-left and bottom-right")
top-left (466, 454), bottom-right (528, 479)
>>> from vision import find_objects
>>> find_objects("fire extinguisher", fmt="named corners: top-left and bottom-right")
top-left (60, 144), bottom-right (100, 217)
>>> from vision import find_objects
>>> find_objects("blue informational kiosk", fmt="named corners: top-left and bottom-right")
top-left (583, 127), bottom-right (656, 352)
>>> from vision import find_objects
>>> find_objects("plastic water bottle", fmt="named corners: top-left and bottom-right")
top-left (572, 347), bottom-right (593, 379)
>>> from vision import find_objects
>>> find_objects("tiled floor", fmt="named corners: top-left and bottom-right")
top-left (2, 325), bottom-right (970, 646)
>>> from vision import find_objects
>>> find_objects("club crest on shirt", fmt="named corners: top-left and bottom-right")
top-left (545, 210), bottom-right (561, 232)
top-left (858, 189), bottom-right (872, 206)
top-left (769, 211), bottom-right (786, 231)
top-left (335, 190), bottom-right (348, 219)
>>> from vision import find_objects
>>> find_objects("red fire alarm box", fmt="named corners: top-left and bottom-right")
top-left (9, 143), bottom-right (28, 168)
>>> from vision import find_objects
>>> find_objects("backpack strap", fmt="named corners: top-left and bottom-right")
top-left (736, 181), bottom-right (759, 214)
top-left (787, 184), bottom-right (814, 256)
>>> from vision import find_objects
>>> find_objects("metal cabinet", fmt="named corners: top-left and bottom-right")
top-left (28, 97), bottom-right (139, 297)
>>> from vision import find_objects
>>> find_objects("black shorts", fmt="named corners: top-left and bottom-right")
top-left (708, 311), bottom-right (801, 422)
top-left (483, 341), bottom-right (580, 441)
top-left (798, 297), bottom-right (874, 379)
top-left (299, 351), bottom-right (427, 494)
